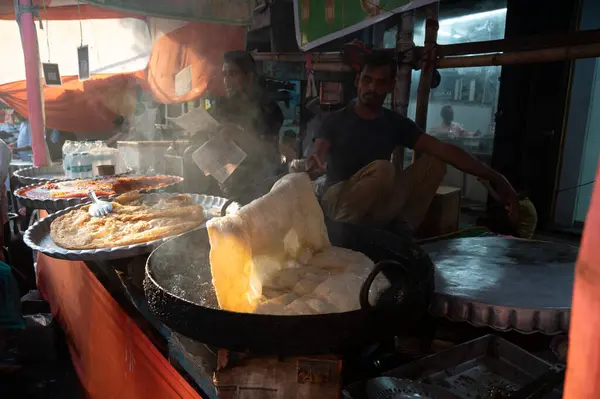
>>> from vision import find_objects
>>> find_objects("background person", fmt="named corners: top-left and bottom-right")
top-left (428, 105), bottom-right (478, 138)
top-left (207, 50), bottom-right (284, 203)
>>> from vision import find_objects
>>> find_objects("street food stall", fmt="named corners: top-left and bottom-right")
top-left (22, 168), bottom-right (577, 398)
top-left (5, 0), bottom-right (600, 399)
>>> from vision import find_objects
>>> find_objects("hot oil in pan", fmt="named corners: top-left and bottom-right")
top-left (148, 231), bottom-right (221, 309)
top-left (159, 258), bottom-right (220, 309)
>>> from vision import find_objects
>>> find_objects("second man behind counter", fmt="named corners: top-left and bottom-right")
top-left (207, 50), bottom-right (284, 204)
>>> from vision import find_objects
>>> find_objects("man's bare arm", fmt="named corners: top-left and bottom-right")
top-left (413, 134), bottom-right (518, 212)
top-left (309, 139), bottom-right (331, 167)
top-left (289, 138), bottom-right (331, 177)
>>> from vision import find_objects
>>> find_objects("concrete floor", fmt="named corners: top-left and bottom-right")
top-left (0, 295), bottom-right (82, 399)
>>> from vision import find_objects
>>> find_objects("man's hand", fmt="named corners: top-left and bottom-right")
top-left (415, 134), bottom-right (519, 218)
top-left (494, 176), bottom-right (519, 219)
top-left (306, 154), bottom-right (326, 179)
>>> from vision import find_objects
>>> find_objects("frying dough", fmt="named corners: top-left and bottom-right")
top-left (207, 173), bottom-right (380, 315)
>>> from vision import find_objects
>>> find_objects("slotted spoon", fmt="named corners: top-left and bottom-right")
top-left (88, 190), bottom-right (113, 217)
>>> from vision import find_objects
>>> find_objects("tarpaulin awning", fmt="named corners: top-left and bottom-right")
top-left (0, 12), bottom-right (245, 133)
top-left (1, 72), bottom-right (143, 133)
top-left (293, 0), bottom-right (439, 51)
top-left (0, 2), bottom-right (141, 20)
top-left (146, 19), bottom-right (245, 104)
top-left (0, 18), bottom-right (152, 85)
top-left (84, 0), bottom-right (253, 25)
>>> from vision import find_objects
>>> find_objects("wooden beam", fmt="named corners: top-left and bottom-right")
top-left (252, 52), bottom-right (342, 63)
top-left (438, 28), bottom-right (600, 58)
top-left (437, 43), bottom-right (600, 69)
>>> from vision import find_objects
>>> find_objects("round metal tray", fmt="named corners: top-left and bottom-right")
top-left (14, 175), bottom-right (183, 211)
top-left (24, 193), bottom-right (238, 261)
top-left (425, 237), bottom-right (577, 335)
top-left (13, 164), bottom-right (67, 186)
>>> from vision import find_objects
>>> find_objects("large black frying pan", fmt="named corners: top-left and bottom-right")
top-left (144, 218), bottom-right (435, 356)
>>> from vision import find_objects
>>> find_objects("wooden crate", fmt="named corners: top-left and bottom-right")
top-left (416, 186), bottom-right (462, 238)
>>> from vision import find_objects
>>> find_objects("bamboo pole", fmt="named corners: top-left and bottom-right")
top-left (311, 63), bottom-right (351, 72)
top-left (252, 52), bottom-right (343, 62)
top-left (16, 0), bottom-right (48, 167)
top-left (437, 43), bottom-right (600, 69)
top-left (414, 3), bottom-right (439, 134)
top-left (392, 11), bottom-right (415, 172)
top-left (255, 43), bottom-right (600, 72)
top-left (437, 28), bottom-right (600, 58)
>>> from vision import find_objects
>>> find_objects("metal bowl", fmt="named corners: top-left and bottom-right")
top-left (24, 193), bottom-right (237, 261)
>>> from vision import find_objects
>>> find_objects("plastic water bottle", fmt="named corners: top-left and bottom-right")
top-left (70, 153), bottom-right (82, 179)
top-left (79, 152), bottom-right (93, 178)
top-left (62, 141), bottom-right (74, 178)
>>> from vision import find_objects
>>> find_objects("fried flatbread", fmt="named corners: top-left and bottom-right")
top-left (50, 193), bottom-right (205, 250)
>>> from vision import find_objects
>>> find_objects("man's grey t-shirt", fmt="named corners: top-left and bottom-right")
top-left (317, 105), bottom-right (423, 187)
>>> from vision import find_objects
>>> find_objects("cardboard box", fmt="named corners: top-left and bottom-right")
top-left (416, 186), bottom-right (461, 238)
top-left (215, 350), bottom-right (342, 399)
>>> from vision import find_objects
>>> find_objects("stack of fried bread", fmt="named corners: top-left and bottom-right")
top-left (50, 192), bottom-right (205, 250)
top-left (207, 173), bottom-right (383, 315)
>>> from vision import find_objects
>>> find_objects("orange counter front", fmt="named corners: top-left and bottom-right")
top-left (36, 253), bottom-right (203, 399)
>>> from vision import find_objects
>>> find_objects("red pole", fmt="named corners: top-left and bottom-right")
top-left (16, 0), bottom-right (48, 166)
top-left (564, 159), bottom-right (600, 398)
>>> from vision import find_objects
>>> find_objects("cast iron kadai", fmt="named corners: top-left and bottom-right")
top-left (144, 218), bottom-right (435, 356)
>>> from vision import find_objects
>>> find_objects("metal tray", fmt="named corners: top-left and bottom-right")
top-left (14, 175), bottom-right (183, 211)
top-left (24, 193), bottom-right (238, 261)
top-left (424, 237), bottom-right (577, 335)
top-left (386, 335), bottom-right (562, 399)
top-left (13, 164), bottom-right (67, 185)
top-left (343, 377), bottom-right (461, 398)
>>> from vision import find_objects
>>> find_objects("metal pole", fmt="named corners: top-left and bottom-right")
top-left (392, 11), bottom-right (415, 172)
top-left (15, 0), bottom-right (48, 166)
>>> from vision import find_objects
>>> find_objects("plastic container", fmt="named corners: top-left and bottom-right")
top-left (116, 141), bottom-right (172, 175)
top-left (90, 146), bottom-right (118, 177)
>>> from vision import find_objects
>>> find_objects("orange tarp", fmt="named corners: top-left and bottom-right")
top-left (564, 161), bottom-right (600, 398)
top-left (0, 1), bottom-right (141, 20)
top-left (37, 252), bottom-right (204, 399)
top-left (0, 21), bottom-right (245, 133)
top-left (146, 21), bottom-right (245, 104)
top-left (0, 72), bottom-right (144, 133)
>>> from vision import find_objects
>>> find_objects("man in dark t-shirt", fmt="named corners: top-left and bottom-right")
top-left (306, 50), bottom-right (518, 231)
top-left (208, 51), bottom-right (284, 203)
